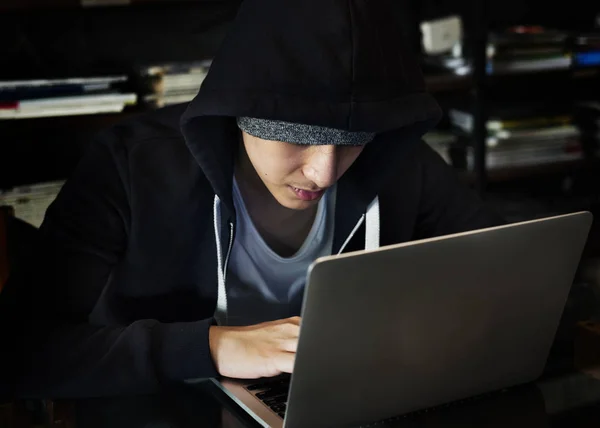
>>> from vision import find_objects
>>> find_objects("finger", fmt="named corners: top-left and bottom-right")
top-left (287, 316), bottom-right (301, 326)
top-left (268, 317), bottom-right (293, 327)
top-left (279, 338), bottom-right (298, 353)
top-left (280, 322), bottom-right (300, 337)
top-left (274, 352), bottom-right (296, 374)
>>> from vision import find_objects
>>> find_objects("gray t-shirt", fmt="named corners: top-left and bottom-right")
top-left (225, 178), bottom-right (336, 326)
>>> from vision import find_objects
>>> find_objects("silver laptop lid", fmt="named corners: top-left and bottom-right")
top-left (284, 212), bottom-right (593, 428)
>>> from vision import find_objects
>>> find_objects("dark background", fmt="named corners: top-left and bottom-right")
top-left (1, 0), bottom-right (599, 250)
top-left (1, 0), bottom-right (600, 403)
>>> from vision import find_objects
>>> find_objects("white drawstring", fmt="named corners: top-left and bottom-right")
top-left (213, 195), bottom-right (231, 326)
top-left (338, 215), bottom-right (365, 255)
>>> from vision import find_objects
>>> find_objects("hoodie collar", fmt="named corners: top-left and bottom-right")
top-left (181, 115), bottom-right (238, 219)
top-left (181, 112), bottom-right (436, 252)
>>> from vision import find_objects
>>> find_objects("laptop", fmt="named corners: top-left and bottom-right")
top-left (212, 211), bottom-right (593, 428)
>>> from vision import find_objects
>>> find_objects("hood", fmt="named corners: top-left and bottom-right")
top-left (181, 0), bottom-right (442, 215)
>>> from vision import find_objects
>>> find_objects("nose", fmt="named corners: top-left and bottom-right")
top-left (302, 146), bottom-right (338, 189)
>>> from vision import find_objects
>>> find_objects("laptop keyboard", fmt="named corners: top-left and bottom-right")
top-left (245, 375), bottom-right (291, 419)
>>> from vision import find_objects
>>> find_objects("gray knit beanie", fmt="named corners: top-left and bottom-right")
top-left (236, 117), bottom-right (376, 146)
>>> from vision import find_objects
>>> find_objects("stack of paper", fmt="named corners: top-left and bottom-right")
top-left (136, 60), bottom-right (212, 108)
top-left (0, 76), bottom-right (137, 120)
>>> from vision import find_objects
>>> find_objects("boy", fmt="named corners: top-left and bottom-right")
top-left (7, 0), bottom-right (502, 397)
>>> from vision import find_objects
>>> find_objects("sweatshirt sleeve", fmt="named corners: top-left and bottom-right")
top-left (7, 133), bottom-right (218, 399)
top-left (414, 142), bottom-right (506, 239)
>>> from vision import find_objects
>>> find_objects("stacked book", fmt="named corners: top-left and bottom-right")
top-left (449, 105), bottom-right (584, 170)
top-left (136, 60), bottom-right (212, 108)
top-left (0, 76), bottom-right (137, 120)
top-left (572, 33), bottom-right (600, 68)
top-left (424, 25), bottom-right (571, 76)
top-left (487, 26), bottom-right (571, 75)
top-left (422, 130), bottom-right (458, 165)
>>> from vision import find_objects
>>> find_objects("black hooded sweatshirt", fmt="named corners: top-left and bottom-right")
top-left (6, 0), bottom-right (503, 398)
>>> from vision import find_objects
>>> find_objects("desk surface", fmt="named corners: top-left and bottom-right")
top-left (18, 368), bottom-right (599, 428)
top-left (9, 285), bottom-right (600, 428)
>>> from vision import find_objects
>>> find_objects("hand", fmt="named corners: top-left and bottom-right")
top-left (209, 316), bottom-right (301, 379)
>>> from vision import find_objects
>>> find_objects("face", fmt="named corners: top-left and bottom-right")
top-left (240, 131), bottom-right (365, 210)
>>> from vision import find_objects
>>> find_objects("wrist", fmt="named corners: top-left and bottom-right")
top-left (209, 325), bottom-right (224, 374)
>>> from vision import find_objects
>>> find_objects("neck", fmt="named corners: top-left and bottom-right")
top-left (235, 144), bottom-right (318, 257)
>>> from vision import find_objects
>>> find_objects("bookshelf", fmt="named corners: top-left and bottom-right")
top-left (417, 1), bottom-right (600, 264)
top-left (0, 0), bottom-right (237, 191)
top-left (441, 3), bottom-right (600, 192)
top-left (1, 0), bottom-right (599, 242)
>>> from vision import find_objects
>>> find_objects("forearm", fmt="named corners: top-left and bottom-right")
top-left (16, 318), bottom-right (218, 399)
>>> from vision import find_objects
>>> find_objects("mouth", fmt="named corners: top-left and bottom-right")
top-left (290, 186), bottom-right (326, 202)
